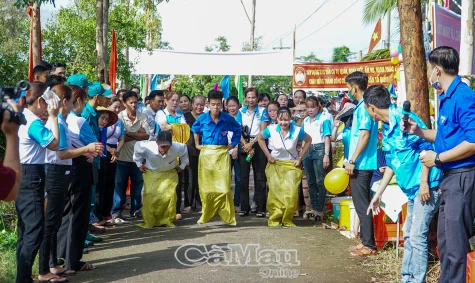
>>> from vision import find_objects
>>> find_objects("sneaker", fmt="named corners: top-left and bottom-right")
top-left (86, 234), bottom-right (103, 243)
top-left (251, 204), bottom-right (257, 213)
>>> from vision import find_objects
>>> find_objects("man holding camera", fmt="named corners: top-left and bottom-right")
top-left (0, 99), bottom-right (21, 202)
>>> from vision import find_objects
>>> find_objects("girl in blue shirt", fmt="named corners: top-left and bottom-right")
top-left (40, 84), bottom-right (103, 280)
top-left (226, 96), bottom-right (242, 211)
top-left (17, 82), bottom-right (62, 283)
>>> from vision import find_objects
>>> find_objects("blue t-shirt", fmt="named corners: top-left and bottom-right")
top-left (192, 112), bottom-right (242, 147)
top-left (348, 99), bottom-right (378, 170)
top-left (382, 105), bottom-right (442, 200)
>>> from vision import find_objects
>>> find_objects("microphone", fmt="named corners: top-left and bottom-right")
top-left (403, 100), bottom-right (411, 136)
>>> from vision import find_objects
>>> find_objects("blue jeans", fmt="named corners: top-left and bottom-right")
top-left (401, 189), bottom-right (440, 283)
top-left (112, 161), bottom-right (143, 217)
top-left (231, 158), bottom-right (241, 207)
top-left (303, 144), bottom-right (325, 212)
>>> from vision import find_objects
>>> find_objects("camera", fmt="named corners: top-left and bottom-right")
top-left (0, 80), bottom-right (29, 125)
top-left (242, 125), bottom-right (251, 143)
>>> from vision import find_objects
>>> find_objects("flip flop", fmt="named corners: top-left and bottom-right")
top-left (39, 276), bottom-right (68, 283)
top-left (79, 262), bottom-right (96, 271)
top-left (53, 269), bottom-right (76, 276)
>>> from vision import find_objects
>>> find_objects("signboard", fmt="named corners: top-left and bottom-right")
top-left (432, 3), bottom-right (475, 74)
top-left (293, 59), bottom-right (395, 89)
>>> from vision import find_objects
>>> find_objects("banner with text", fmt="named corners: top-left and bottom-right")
top-left (293, 59), bottom-right (395, 89)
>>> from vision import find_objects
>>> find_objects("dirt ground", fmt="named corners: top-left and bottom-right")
top-left (73, 213), bottom-right (373, 283)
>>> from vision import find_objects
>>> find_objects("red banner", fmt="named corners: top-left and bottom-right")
top-left (293, 59), bottom-right (395, 89)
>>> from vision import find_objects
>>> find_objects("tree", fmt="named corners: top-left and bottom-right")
top-left (361, 48), bottom-right (390, 61)
top-left (96, 0), bottom-right (105, 82)
top-left (205, 36), bottom-right (231, 52)
top-left (398, 0), bottom-right (430, 126)
top-left (332, 46), bottom-right (351, 62)
top-left (42, 0), bottom-right (152, 86)
top-left (241, 35), bottom-right (263, 51)
top-left (296, 52), bottom-right (322, 62)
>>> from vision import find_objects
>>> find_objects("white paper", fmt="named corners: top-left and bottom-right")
top-left (41, 87), bottom-right (61, 106)
top-left (371, 182), bottom-right (408, 222)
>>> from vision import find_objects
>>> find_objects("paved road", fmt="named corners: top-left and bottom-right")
top-left (75, 213), bottom-right (371, 283)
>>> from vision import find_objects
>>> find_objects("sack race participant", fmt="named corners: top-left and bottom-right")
top-left (365, 85), bottom-right (442, 280)
top-left (133, 131), bottom-right (189, 228)
top-left (257, 107), bottom-right (312, 227)
top-left (191, 90), bottom-right (242, 225)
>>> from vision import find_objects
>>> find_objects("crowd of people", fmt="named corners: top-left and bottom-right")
top-left (0, 46), bottom-right (474, 283)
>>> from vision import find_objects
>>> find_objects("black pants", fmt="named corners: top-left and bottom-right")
top-left (95, 148), bottom-right (116, 220)
top-left (57, 156), bottom-right (92, 271)
top-left (187, 155), bottom-right (201, 209)
top-left (16, 164), bottom-right (45, 283)
top-left (39, 164), bottom-right (72, 275)
top-left (175, 171), bottom-right (186, 213)
top-left (438, 169), bottom-right (475, 283)
top-left (350, 170), bottom-right (375, 249)
top-left (240, 144), bottom-right (267, 213)
top-left (102, 146), bottom-right (117, 218)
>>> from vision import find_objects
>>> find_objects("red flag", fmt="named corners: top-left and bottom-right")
top-left (28, 4), bottom-right (43, 82)
top-left (109, 29), bottom-right (117, 93)
top-left (368, 19), bottom-right (382, 54)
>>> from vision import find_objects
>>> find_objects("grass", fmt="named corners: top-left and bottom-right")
top-left (361, 243), bottom-right (441, 283)
top-left (0, 201), bottom-right (38, 283)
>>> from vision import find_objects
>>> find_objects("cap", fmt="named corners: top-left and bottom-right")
top-left (66, 74), bottom-right (89, 87)
top-left (102, 89), bottom-right (115, 98)
top-left (96, 106), bottom-right (118, 127)
top-left (88, 82), bottom-right (106, 97)
top-left (157, 131), bottom-right (172, 146)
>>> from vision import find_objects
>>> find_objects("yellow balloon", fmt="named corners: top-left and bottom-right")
top-left (324, 168), bottom-right (349, 194)
top-left (391, 57), bottom-right (399, 65)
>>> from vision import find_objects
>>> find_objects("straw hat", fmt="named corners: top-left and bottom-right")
top-left (96, 106), bottom-right (118, 127)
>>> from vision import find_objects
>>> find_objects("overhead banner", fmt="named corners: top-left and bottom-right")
top-left (293, 59), bottom-right (395, 89)
top-left (432, 3), bottom-right (475, 74)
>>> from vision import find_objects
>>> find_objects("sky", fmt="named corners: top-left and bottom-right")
top-left (41, 0), bottom-right (387, 62)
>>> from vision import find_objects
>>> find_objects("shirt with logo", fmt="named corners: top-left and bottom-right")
top-left (382, 105), bottom-right (442, 199)
top-left (19, 108), bottom-right (54, 164)
top-left (236, 106), bottom-right (270, 137)
top-left (301, 113), bottom-right (331, 144)
top-left (262, 124), bottom-right (306, 160)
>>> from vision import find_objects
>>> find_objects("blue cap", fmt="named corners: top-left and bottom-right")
top-left (88, 82), bottom-right (106, 97)
top-left (66, 74), bottom-right (89, 87)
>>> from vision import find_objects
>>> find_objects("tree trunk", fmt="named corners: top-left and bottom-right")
top-left (123, 0), bottom-right (131, 89)
top-left (96, 0), bottom-right (104, 83)
top-left (248, 0), bottom-right (256, 87)
top-left (103, 0), bottom-right (109, 84)
top-left (31, 3), bottom-right (41, 67)
top-left (460, 0), bottom-right (474, 84)
top-left (398, 0), bottom-right (431, 127)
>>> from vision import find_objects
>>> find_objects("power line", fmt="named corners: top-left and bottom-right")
top-left (297, 0), bottom-right (361, 44)
top-left (263, 0), bottom-right (331, 50)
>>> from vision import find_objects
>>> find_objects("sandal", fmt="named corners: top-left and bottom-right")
top-left (79, 262), bottom-right (96, 271)
top-left (256, 212), bottom-right (265, 218)
top-left (52, 269), bottom-right (76, 276)
top-left (182, 206), bottom-right (193, 214)
top-left (349, 243), bottom-right (364, 252)
top-left (239, 211), bottom-right (249, 217)
top-left (350, 246), bottom-right (377, 257)
top-left (88, 225), bottom-right (105, 234)
top-left (39, 276), bottom-right (68, 283)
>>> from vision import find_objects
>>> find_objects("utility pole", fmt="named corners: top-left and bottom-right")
top-left (248, 0), bottom-right (256, 87)
top-left (293, 25), bottom-right (296, 60)
top-left (385, 10), bottom-right (391, 48)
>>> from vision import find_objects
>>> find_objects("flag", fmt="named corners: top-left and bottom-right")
top-left (368, 19), bottom-right (382, 53)
top-left (151, 74), bottom-right (158, 91)
top-left (213, 82), bottom-right (219, 90)
top-left (28, 4), bottom-right (43, 82)
top-left (235, 75), bottom-right (243, 103)
top-left (387, 82), bottom-right (396, 98)
top-left (139, 75), bottom-right (144, 98)
top-left (220, 75), bottom-right (230, 98)
top-left (109, 29), bottom-right (117, 94)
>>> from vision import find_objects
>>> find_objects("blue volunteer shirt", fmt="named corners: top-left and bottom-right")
top-left (382, 105), bottom-right (442, 200)
top-left (81, 103), bottom-right (100, 140)
top-left (349, 99), bottom-right (378, 170)
top-left (192, 112), bottom-right (242, 147)
top-left (435, 76), bottom-right (475, 170)
top-left (341, 126), bottom-right (351, 160)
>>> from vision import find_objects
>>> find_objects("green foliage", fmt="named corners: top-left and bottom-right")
top-left (361, 48), bottom-right (390, 61)
top-left (205, 36), bottom-right (231, 52)
top-left (332, 46), bottom-right (351, 62)
top-left (251, 76), bottom-right (292, 97)
top-left (362, 0), bottom-right (396, 25)
top-left (14, 0), bottom-right (55, 7)
top-left (241, 35), bottom-right (263, 51)
top-left (42, 0), bottom-right (158, 86)
top-left (0, 201), bottom-right (19, 283)
top-left (296, 52), bottom-right (322, 63)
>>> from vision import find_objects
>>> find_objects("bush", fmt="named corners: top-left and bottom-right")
top-left (0, 201), bottom-right (18, 283)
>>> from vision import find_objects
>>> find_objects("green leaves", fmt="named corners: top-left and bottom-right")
top-left (332, 46), bottom-right (351, 62)
top-left (296, 52), bottom-right (322, 63)
top-left (14, 0), bottom-right (55, 8)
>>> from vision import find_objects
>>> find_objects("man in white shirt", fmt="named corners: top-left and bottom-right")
top-left (133, 131), bottom-right (189, 227)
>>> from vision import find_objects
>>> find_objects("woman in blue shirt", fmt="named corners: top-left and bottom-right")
top-left (17, 82), bottom-right (61, 283)
top-left (40, 84), bottom-right (103, 280)
top-left (226, 96), bottom-right (242, 211)
top-left (58, 85), bottom-right (99, 273)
